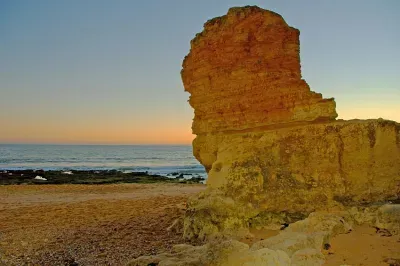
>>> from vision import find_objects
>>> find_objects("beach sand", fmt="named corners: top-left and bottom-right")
top-left (324, 224), bottom-right (400, 266)
top-left (241, 227), bottom-right (399, 266)
top-left (0, 184), bottom-right (205, 265)
top-left (1, 184), bottom-right (399, 266)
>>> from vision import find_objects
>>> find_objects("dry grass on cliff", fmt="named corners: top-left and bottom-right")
top-left (0, 183), bottom-right (205, 266)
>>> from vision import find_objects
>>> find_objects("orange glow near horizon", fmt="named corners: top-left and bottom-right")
top-left (0, 100), bottom-right (196, 144)
top-left (1, 90), bottom-right (399, 145)
top-left (1, 103), bottom-right (399, 145)
top-left (0, 119), bottom-right (195, 145)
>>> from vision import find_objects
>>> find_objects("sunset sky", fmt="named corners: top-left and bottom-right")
top-left (1, 0), bottom-right (399, 144)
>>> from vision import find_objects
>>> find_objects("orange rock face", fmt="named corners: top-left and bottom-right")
top-left (182, 6), bottom-right (337, 135)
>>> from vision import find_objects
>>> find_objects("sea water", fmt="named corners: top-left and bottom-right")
top-left (0, 144), bottom-right (206, 177)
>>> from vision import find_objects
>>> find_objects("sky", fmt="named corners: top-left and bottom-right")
top-left (0, 0), bottom-right (399, 144)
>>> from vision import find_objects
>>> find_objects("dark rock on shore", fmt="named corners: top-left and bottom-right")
top-left (0, 170), bottom-right (205, 185)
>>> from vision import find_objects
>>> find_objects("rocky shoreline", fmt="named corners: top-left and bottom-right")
top-left (0, 169), bottom-right (205, 185)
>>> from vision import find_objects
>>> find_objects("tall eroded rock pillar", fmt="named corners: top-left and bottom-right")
top-left (181, 6), bottom-right (400, 240)
top-left (182, 6), bottom-right (337, 137)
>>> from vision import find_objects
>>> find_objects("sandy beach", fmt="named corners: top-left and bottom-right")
top-left (0, 183), bottom-right (206, 265)
top-left (240, 225), bottom-right (400, 266)
top-left (1, 183), bottom-right (399, 266)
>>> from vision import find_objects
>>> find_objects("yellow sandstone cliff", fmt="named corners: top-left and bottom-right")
top-left (181, 6), bottom-right (400, 239)
top-left (128, 6), bottom-right (400, 266)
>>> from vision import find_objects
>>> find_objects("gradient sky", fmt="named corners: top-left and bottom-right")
top-left (1, 0), bottom-right (399, 144)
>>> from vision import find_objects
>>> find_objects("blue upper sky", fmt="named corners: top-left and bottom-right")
top-left (0, 0), bottom-right (399, 144)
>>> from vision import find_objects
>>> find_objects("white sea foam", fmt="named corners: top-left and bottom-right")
top-left (62, 171), bottom-right (73, 175)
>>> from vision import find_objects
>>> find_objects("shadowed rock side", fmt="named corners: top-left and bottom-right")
top-left (181, 6), bottom-right (400, 240)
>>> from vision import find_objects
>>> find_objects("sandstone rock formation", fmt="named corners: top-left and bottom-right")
top-left (128, 211), bottom-right (356, 265)
top-left (181, 6), bottom-right (337, 137)
top-left (181, 6), bottom-right (400, 240)
top-left (128, 6), bottom-right (399, 266)
top-left (129, 206), bottom-right (400, 265)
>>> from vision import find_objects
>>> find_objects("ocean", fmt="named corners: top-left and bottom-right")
top-left (0, 144), bottom-right (206, 178)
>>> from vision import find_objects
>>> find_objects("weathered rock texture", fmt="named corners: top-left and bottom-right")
top-left (182, 6), bottom-right (337, 135)
top-left (181, 6), bottom-right (400, 240)
top-left (129, 206), bottom-right (400, 265)
top-left (129, 211), bottom-right (358, 266)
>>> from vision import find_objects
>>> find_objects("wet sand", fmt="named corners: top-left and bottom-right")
top-left (0, 183), bottom-right (205, 265)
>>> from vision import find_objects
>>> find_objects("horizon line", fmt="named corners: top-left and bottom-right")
top-left (0, 142), bottom-right (193, 146)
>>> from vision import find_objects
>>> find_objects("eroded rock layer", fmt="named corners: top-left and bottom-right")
top-left (181, 6), bottom-right (337, 135)
top-left (181, 6), bottom-right (400, 240)
top-left (194, 119), bottom-right (400, 208)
